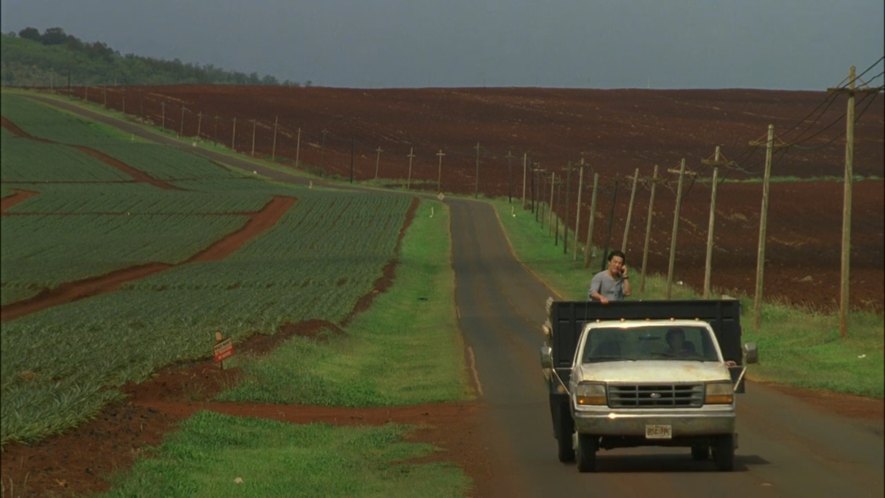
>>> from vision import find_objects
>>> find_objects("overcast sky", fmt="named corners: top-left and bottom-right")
top-left (2, 0), bottom-right (883, 90)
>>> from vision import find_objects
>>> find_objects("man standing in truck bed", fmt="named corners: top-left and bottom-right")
top-left (588, 250), bottom-right (632, 304)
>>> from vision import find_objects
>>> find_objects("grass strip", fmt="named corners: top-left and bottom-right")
top-left (219, 198), bottom-right (474, 406)
top-left (100, 411), bottom-right (469, 498)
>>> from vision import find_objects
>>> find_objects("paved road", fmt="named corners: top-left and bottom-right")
top-left (31, 95), bottom-right (884, 498)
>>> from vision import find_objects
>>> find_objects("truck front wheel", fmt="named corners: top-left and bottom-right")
top-left (712, 434), bottom-right (735, 471)
top-left (576, 433), bottom-right (598, 472)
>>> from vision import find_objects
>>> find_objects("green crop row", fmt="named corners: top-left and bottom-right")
top-left (1, 132), bottom-right (131, 182)
top-left (95, 142), bottom-right (251, 182)
top-left (1, 93), bottom-right (131, 145)
top-left (1, 187), bottom-right (414, 444)
top-left (4, 182), bottom-right (272, 214)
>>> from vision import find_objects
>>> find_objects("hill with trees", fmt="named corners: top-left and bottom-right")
top-left (1, 27), bottom-right (293, 87)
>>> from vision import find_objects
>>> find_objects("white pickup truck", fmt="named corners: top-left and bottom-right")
top-left (540, 299), bottom-right (757, 472)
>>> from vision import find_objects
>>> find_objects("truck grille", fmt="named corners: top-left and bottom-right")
top-left (608, 384), bottom-right (704, 408)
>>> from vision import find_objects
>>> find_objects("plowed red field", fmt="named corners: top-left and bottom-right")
top-left (91, 85), bottom-right (883, 312)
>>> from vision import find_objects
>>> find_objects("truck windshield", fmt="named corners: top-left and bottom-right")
top-left (582, 325), bottom-right (719, 363)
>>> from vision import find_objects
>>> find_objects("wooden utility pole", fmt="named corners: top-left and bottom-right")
top-left (196, 112), bottom-right (203, 140)
top-left (374, 146), bottom-right (384, 179)
top-left (704, 167), bottom-right (720, 299)
top-left (179, 106), bottom-right (185, 137)
top-left (554, 175), bottom-right (562, 245)
top-left (751, 125), bottom-right (777, 329)
top-left (295, 128), bottom-right (302, 167)
top-left (573, 158), bottom-right (586, 261)
top-left (406, 147), bottom-right (416, 190)
top-left (547, 171), bottom-right (557, 233)
top-left (506, 150), bottom-right (515, 203)
top-left (639, 165), bottom-right (660, 293)
top-left (562, 162), bottom-right (577, 254)
top-left (601, 180), bottom-right (619, 272)
top-left (583, 173), bottom-right (600, 269)
top-left (231, 117), bottom-right (237, 150)
top-left (700, 146), bottom-right (733, 298)
top-left (621, 168), bottom-right (640, 252)
top-left (474, 142), bottom-right (481, 198)
top-left (436, 149), bottom-right (446, 193)
top-left (522, 153), bottom-right (529, 208)
top-left (666, 159), bottom-right (688, 299)
top-left (827, 66), bottom-right (877, 337)
top-left (532, 165), bottom-right (545, 219)
top-left (250, 119), bottom-right (257, 156)
top-left (271, 116), bottom-right (278, 161)
top-left (160, 101), bottom-right (165, 130)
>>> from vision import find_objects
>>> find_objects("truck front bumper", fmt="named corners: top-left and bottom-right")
top-left (571, 406), bottom-right (735, 437)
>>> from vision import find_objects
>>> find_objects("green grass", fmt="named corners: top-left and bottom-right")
top-left (219, 199), bottom-right (473, 406)
top-left (100, 412), bottom-right (469, 498)
top-left (489, 198), bottom-right (884, 398)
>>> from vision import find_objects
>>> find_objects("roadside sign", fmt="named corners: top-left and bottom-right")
top-left (213, 337), bottom-right (234, 363)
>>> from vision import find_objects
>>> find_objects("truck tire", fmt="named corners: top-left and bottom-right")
top-left (712, 434), bottom-right (735, 471)
top-left (575, 433), bottom-right (597, 472)
top-left (556, 412), bottom-right (575, 462)
top-left (691, 444), bottom-right (710, 461)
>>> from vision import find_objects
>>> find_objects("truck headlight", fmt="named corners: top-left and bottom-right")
top-left (575, 382), bottom-right (607, 406)
top-left (705, 381), bottom-right (734, 405)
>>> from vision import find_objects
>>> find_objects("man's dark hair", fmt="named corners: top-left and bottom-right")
top-left (608, 250), bottom-right (626, 262)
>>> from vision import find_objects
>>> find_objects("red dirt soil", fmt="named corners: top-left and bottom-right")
top-left (59, 86), bottom-right (885, 313)
top-left (1, 89), bottom-right (883, 497)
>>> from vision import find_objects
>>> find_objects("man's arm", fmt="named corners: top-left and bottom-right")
top-left (588, 274), bottom-right (608, 303)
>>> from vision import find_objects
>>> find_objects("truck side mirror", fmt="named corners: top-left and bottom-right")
top-left (540, 345), bottom-right (553, 369)
top-left (742, 342), bottom-right (758, 364)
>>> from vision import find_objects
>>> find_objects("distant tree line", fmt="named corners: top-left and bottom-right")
top-left (1, 27), bottom-right (300, 87)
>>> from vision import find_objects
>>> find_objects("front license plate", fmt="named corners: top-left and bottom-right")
top-left (645, 424), bottom-right (672, 439)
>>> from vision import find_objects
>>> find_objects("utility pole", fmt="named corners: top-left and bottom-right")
top-left (179, 106), bottom-right (185, 137)
top-left (532, 164), bottom-right (544, 218)
top-left (621, 168), bottom-right (640, 252)
top-left (160, 101), bottom-right (165, 130)
top-left (350, 138), bottom-right (355, 183)
top-left (573, 158), bottom-right (587, 261)
top-left (271, 116), bottom-right (278, 161)
top-left (474, 142), bottom-right (481, 198)
top-left (601, 180), bottom-right (619, 272)
top-left (522, 153), bottom-right (529, 209)
top-left (749, 125), bottom-right (780, 329)
top-left (196, 112), bottom-right (202, 140)
top-left (639, 165), bottom-right (660, 293)
top-left (546, 171), bottom-right (557, 233)
top-left (374, 146), bottom-right (384, 179)
top-left (506, 150), bottom-right (515, 203)
top-left (563, 162), bottom-right (578, 254)
top-left (231, 117), bottom-right (237, 151)
top-left (250, 119), bottom-right (257, 156)
top-left (406, 147), bottom-right (416, 190)
top-left (436, 149), bottom-right (446, 193)
top-left (666, 159), bottom-right (689, 299)
top-left (827, 65), bottom-right (877, 337)
top-left (295, 128), bottom-right (302, 168)
top-left (583, 173), bottom-right (600, 269)
top-left (700, 146), bottom-right (734, 298)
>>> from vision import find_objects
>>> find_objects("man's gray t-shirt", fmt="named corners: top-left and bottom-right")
top-left (588, 270), bottom-right (625, 301)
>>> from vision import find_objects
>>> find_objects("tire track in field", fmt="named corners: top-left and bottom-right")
top-left (0, 188), bottom-right (39, 213)
top-left (1, 115), bottom-right (179, 190)
top-left (0, 196), bottom-right (296, 322)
